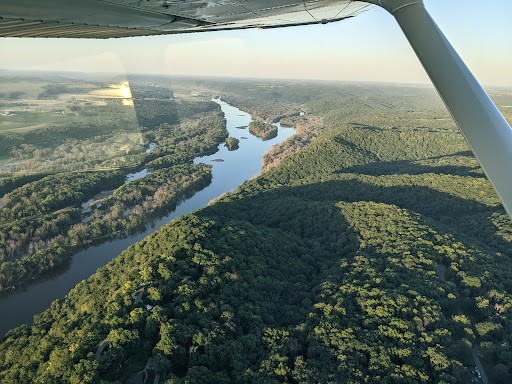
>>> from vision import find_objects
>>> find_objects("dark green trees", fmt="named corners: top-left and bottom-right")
top-left (224, 137), bottom-right (239, 151)
top-left (249, 121), bottom-right (278, 140)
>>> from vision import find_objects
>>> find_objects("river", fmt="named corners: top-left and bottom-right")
top-left (0, 99), bottom-right (295, 336)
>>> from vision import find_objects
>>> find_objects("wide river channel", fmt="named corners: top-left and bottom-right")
top-left (0, 99), bottom-right (295, 336)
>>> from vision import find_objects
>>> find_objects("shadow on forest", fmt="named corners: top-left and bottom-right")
top-left (128, 81), bottom-right (180, 129)
top-left (337, 151), bottom-right (483, 178)
top-left (349, 123), bottom-right (383, 132)
top-left (202, 176), bottom-right (510, 258)
top-left (188, 176), bottom-right (511, 379)
top-left (338, 160), bottom-right (483, 178)
top-left (194, 189), bottom-right (360, 332)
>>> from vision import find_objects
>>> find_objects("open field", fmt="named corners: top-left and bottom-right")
top-left (0, 74), bottom-right (143, 175)
top-left (0, 111), bottom-right (63, 132)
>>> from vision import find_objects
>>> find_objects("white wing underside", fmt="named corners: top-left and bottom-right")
top-left (0, 0), bottom-right (372, 38)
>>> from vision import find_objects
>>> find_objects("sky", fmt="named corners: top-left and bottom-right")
top-left (1, 0), bottom-right (511, 86)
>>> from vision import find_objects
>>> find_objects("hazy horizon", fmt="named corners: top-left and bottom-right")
top-left (1, 0), bottom-right (511, 86)
top-left (0, 67), bottom-right (436, 85)
top-left (4, 68), bottom-right (512, 91)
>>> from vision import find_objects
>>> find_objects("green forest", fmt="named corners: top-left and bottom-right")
top-left (1, 76), bottom-right (512, 383)
top-left (225, 137), bottom-right (239, 151)
top-left (248, 121), bottom-right (278, 141)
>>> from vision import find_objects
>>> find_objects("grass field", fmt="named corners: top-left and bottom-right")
top-left (0, 111), bottom-right (64, 132)
top-left (0, 77), bottom-right (135, 132)
top-left (0, 74), bottom-right (142, 175)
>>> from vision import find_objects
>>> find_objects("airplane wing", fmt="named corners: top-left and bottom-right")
top-left (0, 0), bottom-right (372, 38)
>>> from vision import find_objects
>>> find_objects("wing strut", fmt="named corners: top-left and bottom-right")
top-left (368, 0), bottom-right (512, 218)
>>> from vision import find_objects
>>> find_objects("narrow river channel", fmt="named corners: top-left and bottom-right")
top-left (0, 99), bottom-right (295, 336)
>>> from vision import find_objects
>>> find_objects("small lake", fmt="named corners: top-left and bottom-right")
top-left (125, 168), bottom-right (152, 183)
top-left (145, 142), bottom-right (158, 154)
top-left (0, 99), bottom-right (295, 336)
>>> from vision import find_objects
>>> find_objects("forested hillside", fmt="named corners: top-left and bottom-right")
top-left (1, 80), bottom-right (512, 383)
